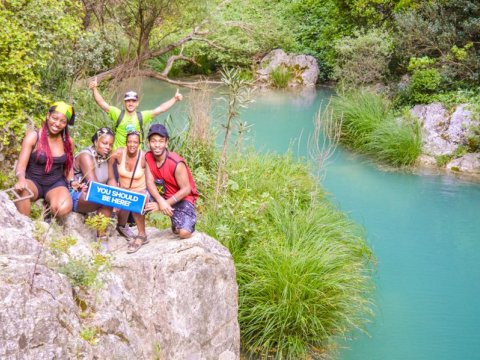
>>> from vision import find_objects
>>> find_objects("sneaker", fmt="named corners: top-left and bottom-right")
top-left (116, 224), bottom-right (135, 240)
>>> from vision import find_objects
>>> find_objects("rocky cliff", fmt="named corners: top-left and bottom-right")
top-left (0, 192), bottom-right (239, 360)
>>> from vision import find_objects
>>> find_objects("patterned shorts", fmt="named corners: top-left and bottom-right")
top-left (171, 200), bottom-right (196, 234)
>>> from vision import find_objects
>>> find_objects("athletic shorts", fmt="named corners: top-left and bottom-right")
top-left (171, 200), bottom-right (196, 234)
top-left (27, 177), bottom-right (67, 200)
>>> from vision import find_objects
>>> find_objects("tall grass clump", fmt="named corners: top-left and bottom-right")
top-left (332, 90), bottom-right (389, 151)
top-left (367, 117), bottom-right (422, 166)
top-left (332, 90), bottom-right (422, 166)
top-left (238, 203), bottom-right (374, 359)
top-left (270, 65), bottom-right (292, 89)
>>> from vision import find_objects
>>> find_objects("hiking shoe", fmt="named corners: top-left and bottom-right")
top-left (116, 224), bottom-right (135, 239)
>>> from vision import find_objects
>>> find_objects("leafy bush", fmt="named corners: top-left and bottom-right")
top-left (397, 68), bottom-right (442, 105)
top-left (334, 29), bottom-right (393, 89)
top-left (394, 0), bottom-right (480, 87)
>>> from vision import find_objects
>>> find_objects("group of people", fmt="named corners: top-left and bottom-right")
top-left (13, 80), bottom-right (198, 254)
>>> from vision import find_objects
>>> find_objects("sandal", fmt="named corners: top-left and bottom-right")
top-left (127, 236), bottom-right (144, 254)
top-left (117, 224), bottom-right (135, 240)
top-left (139, 234), bottom-right (149, 245)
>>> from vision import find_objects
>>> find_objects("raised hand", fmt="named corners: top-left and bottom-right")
top-left (174, 88), bottom-right (183, 102)
top-left (88, 76), bottom-right (98, 90)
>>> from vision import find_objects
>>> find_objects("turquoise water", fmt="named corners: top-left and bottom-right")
top-left (139, 79), bottom-right (480, 359)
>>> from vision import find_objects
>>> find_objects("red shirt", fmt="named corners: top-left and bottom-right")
top-left (145, 151), bottom-right (198, 205)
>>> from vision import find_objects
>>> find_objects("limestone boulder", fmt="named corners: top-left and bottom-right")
top-left (411, 103), bottom-right (455, 156)
top-left (0, 192), bottom-right (39, 256)
top-left (257, 49), bottom-right (319, 87)
top-left (446, 153), bottom-right (480, 175)
top-left (0, 256), bottom-right (91, 359)
top-left (0, 193), bottom-right (240, 360)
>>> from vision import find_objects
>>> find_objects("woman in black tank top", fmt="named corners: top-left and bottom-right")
top-left (14, 102), bottom-right (77, 220)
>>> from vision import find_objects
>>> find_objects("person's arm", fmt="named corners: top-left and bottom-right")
top-left (77, 153), bottom-right (98, 183)
top-left (144, 161), bottom-right (173, 216)
top-left (13, 130), bottom-right (37, 191)
top-left (151, 89), bottom-right (183, 117)
top-left (168, 162), bottom-right (191, 206)
top-left (107, 149), bottom-right (120, 186)
top-left (88, 77), bottom-right (110, 113)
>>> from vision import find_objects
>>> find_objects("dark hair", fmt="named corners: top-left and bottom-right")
top-left (126, 130), bottom-right (141, 141)
top-left (91, 127), bottom-right (114, 143)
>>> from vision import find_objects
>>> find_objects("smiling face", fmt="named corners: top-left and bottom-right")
top-left (47, 111), bottom-right (68, 135)
top-left (125, 99), bottom-right (139, 113)
top-left (126, 132), bottom-right (141, 155)
top-left (148, 134), bottom-right (168, 158)
top-left (94, 134), bottom-right (114, 157)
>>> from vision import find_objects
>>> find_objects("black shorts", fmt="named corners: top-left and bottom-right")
top-left (171, 200), bottom-right (196, 234)
top-left (28, 177), bottom-right (67, 199)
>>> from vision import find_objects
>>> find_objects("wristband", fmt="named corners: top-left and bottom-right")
top-left (172, 195), bottom-right (178, 203)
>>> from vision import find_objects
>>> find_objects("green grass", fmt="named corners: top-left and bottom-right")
top-left (333, 90), bottom-right (421, 166)
top-left (238, 203), bottom-right (374, 359)
top-left (366, 118), bottom-right (422, 166)
top-left (332, 90), bottom-right (389, 151)
top-left (270, 65), bottom-right (292, 89)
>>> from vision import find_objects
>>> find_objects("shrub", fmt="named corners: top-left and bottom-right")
top-left (334, 29), bottom-right (393, 89)
top-left (398, 68), bottom-right (442, 105)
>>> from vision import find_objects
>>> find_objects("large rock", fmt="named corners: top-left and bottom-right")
top-left (257, 49), bottom-right (319, 87)
top-left (411, 103), bottom-right (478, 156)
top-left (0, 193), bottom-right (240, 359)
top-left (446, 153), bottom-right (480, 174)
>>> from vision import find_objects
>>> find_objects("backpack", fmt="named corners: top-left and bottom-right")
top-left (114, 110), bottom-right (144, 142)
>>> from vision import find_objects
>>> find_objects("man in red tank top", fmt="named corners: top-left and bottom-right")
top-left (145, 124), bottom-right (198, 238)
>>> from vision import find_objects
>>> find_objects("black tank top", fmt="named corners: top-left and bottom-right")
top-left (25, 132), bottom-right (67, 186)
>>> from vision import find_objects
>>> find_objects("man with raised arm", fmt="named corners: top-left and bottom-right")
top-left (144, 124), bottom-right (198, 239)
top-left (88, 77), bottom-right (183, 149)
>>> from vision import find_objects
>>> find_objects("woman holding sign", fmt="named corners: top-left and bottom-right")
top-left (71, 127), bottom-right (115, 247)
top-left (107, 129), bottom-right (149, 253)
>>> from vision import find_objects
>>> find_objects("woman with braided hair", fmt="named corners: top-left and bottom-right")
top-left (14, 101), bottom-right (77, 219)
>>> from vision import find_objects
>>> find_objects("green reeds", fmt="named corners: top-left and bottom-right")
top-left (270, 65), bottom-right (292, 89)
top-left (332, 90), bottom-right (421, 166)
top-left (367, 117), bottom-right (422, 166)
top-left (238, 203), bottom-right (374, 359)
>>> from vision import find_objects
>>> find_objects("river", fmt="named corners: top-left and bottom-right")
top-left (140, 79), bottom-right (480, 360)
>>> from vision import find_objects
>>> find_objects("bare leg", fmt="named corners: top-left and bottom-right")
top-left (131, 212), bottom-right (146, 237)
top-left (45, 186), bottom-right (72, 218)
top-left (177, 229), bottom-right (193, 239)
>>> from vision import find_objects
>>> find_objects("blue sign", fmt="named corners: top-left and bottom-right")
top-left (86, 182), bottom-right (147, 214)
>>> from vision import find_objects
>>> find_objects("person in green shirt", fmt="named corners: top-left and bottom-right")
top-left (88, 77), bottom-right (183, 149)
